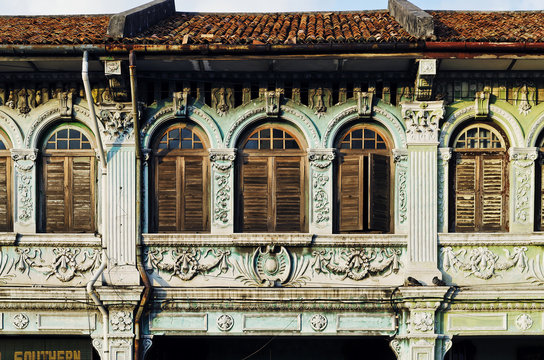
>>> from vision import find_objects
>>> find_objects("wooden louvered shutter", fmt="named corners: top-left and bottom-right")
top-left (454, 154), bottom-right (477, 232)
top-left (71, 156), bottom-right (94, 232)
top-left (369, 153), bottom-right (390, 232)
top-left (156, 156), bottom-right (178, 232)
top-left (241, 156), bottom-right (269, 232)
top-left (338, 155), bottom-right (362, 232)
top-left (44, 157), bottom-right (67, 232)
top-left (183, 157), bottom-right (207, 231)
top-left (481, 155), bottom-right (506, 231)
top-left (274, 156), bottom-right (304, 232)
top-left (541, 159), bottom-right (544, 230)
top-left (0, 157), bottom-right (10, 231)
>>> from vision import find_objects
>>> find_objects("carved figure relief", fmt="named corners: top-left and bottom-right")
top-left (211, 87), bottom-right (233, 116)
top-left (146, 248), bottom-right (231, 281)
top-left (173, 90), bottom-right (189, 116)
top-left (514, 83), bottom-right (536, 116)
top-left (442, 246), bottom-right (528, 279)
top-left (235, 245), bottom-right (309, 287)
top-left (265, 90), bottom-right (280, 116)
top-left (309, 87), bottom-right (331, 117)
top-left (357, 91), bottom-right (373, 117)
top-left (311, 248), bottom-right (401, 281)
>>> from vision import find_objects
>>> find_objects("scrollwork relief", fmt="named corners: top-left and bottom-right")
top-left (312, 173), bottom-right (330, 225)
top-left (234, 245), bottom-right (309, 287)
top-left (311, 248), bottom-right (401, 281)
top-left (308, 151), bottom-right (335, 170)
top-left (214, 173), bottom-right (231, 225)
top-left (145, 248), bottom-right (231, 281)
top-left (12, 150), bottom-right (37, 223)
top-left (442, 246), bottom-right (528, 280)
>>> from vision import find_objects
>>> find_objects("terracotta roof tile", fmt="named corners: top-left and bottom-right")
top-left (431, 11), bottom-right (544, 42)
top-left (0, 15), bottom-right (109, 44)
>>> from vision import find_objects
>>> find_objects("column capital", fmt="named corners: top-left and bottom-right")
top-left (509, 147), bottom-right (538, 162)
top-left (308, 148), bottom-right (335, 170)
top-left (438, 147), bottom-right (453, 162)
top-left (10, 148), bottom-right (38, 163)
top-left (209, 148), bottom-right (237, 172)
top-left (401, 101), bottom-right (445, 144)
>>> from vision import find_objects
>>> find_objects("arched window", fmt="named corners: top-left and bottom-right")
top-left (451, 123), bottom-right (508, 232)
top-left (0, 131), bottom-right (12, 232)
top-left (238, 125), bottom-right (306, 232)
top-left (151, 123), bottom-right (209, 232)
top-left (41, 126), bottom-right (96, 232)
top-left (335, 125), bottom-right (391, 233)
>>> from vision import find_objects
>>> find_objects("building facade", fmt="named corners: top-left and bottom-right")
top-left (0, 0), bottom-right (543, 359)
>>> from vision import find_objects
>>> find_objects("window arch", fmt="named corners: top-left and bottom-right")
top-left (41, 126), bottom-right (96, 233)
top-left (237, 124), bottom-right (307, 232)
top-left (451, 123), bottom-right (509, 232)
top-left (151, 123), bottom-right (209, 232)
top-left (335, 125), bottom-right (391, 233)
top-left (0, 130), bottom-right (12, 232)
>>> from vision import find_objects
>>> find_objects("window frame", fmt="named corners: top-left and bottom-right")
top-left (39, 124), bottom-right (97, 233)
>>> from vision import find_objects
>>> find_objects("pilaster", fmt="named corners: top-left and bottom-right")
top-left (437, 148), bottom-right (453, 233)
top-left (100, 103), bottom-right (139, 285)
top-left (209, 148), bottom-right (236, 234)
top-left (308, 149), bottom-right (335, 234)
top-left (509, 147), bottom-right (538, 233)
top-left (401, 101), bottom-right (445, 284)
top-left (393, 149), bottom-right (409, 234)
top-left (11, 149), bottom-right (38, 233)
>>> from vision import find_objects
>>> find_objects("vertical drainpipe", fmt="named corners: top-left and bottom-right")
top-left (130, 50), bottom-right (152, 360)
top-left (82, 50), bottom-right (109, 359)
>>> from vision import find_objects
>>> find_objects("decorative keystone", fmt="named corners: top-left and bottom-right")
top-left (475, 89), bottom-right (491, 118)
top-left (356, 91), bottom-right (374, 117)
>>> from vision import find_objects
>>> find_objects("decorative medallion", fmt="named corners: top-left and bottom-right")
top-left (309, 314), bottom-right (328, 331)
top-left (111, 310), bottom-right (133, 332)
top-left (217, 314), bottom-right (234, 331)
top-left (13, 313), bottom-right (29, 329)
top-left (516, 314), bottom-right (533, 331)
top-left (412, 312), bottom-right (433, 332)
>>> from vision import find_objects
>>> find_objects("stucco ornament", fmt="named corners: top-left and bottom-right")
top-left (99, 103), bottom-right (134, 141)
top-left (111, 311), bottom-right (133, 332)
top-left (393, 149), bottom-right (408, 225)
top-left (401, 101), bottom-right (444, 143)
top-left (412, 312), bottom-right (434, 332)
top-left (442, 246), bottom-right (528, 280)
top-left (516, 314), bottom-right (533, 331)
top-left (145, 248), bottom-right (231, 281)
top-left (509, 150), bottom-right (538, 224)
top-left (309, 314), bottom-right (328, 332)
top-left (312, 248), bottom-right (401, 281)
top-left (235, 245), bottom-right (309, 287)
top-left (217, 314), bottom-right (234, 331)
top-left (312, 174), bottom-right (330, 224)
top-left (13, 313), bottom-right (29, 329)
top-left (11, 149), bottom-right (37, 223)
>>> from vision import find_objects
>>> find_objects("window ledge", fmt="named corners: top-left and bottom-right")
top-left (439, 232), bottom-right (544, 246)
top-left (0, 233), bottom-right (102, 247)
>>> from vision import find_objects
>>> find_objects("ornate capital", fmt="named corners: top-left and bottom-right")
top-left (509, 147), bottom-right (538, 163)
top-left (308, 149), bottom-right (335, 170)
top-left (11, 149), bottom-right (38, 165)
top-left (99, 103), bottom-right (135, 141)
top-left (209, 149), bottom-right (236, 172)
top-left (401, 101), bottom-right (445, 144)
top-left (392, 148), bottom-right (408, 163)
top-left (438, 147), bottom-right (453, 163)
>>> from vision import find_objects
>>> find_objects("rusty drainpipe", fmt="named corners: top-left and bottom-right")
top-left (130, 50), bottom-right (152, 360)
top-left (82, 50), bottom-right (109, 358)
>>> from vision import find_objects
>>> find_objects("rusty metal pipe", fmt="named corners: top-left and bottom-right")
top-left (130, 50), bottom-right (153, 360)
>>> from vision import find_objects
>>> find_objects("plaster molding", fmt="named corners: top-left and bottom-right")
top-left (401, 101), bottom-right (445, 144)
top-left (0, 109), bottom-right (23, 147)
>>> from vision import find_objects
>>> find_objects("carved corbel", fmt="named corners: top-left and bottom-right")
top-left (415, 59), bottom-right (437, 101)
top-left (401, 101), bottom-right (445, 144)
top-left (58, 91), bottom-right (73, 117)
top-left (356, 91), bottom-right (373, 118)
top-left (475, 89), bottom-right (491, 118)
top-left (265, 90), bottom-right (281, 117)
top-left (173, 90), bottom-right (189, 117)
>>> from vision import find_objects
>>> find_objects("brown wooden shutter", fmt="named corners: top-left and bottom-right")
top-left (541, 160), bottom-right (544, 230)
top-left (44, 157), bottom-right (67, 232)
top-left (481, 156), bottom-right (506, 231)
top-left (71, 156), bottom-right (94, 232)
top-left (369, 153), bottom-right (390, 232)
top-left (338, 155), bottom-right (362, 232)
top-left (183, 157), bottom-right (207, 231)
top-left (454, 154), bottom-right (477, 232)
top-left (0, 157), bottom-right (10, 231)
top-left (156, 156), bottom-right (178, 232)
top-left (241, 156), bottom-right (269, 232)
top-left (274, 156), bottom-right (304, 232)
